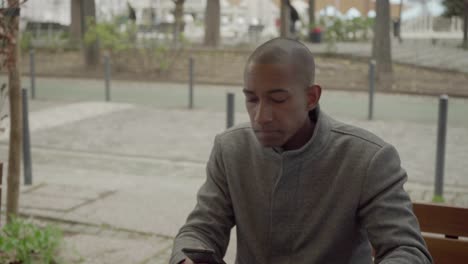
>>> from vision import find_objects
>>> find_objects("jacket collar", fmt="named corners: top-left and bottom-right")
top-left (264, 106), bottom-right (331, 160)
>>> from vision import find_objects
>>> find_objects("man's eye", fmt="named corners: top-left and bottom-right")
top-left (246, 97), bottom-right (258, 103)
top-left (271, 97), bottom-right (288, 103)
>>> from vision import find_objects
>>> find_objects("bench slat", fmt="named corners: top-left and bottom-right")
top-left (413, 203), bottom-right (468, 237)
top-left (423, 236), bottom-right (468, 264)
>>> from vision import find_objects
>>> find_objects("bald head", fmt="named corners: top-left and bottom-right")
top-left (245, 38), bottom-right (316, 88)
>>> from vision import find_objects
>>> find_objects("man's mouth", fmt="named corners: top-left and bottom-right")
top-left (254, 130), bottom-right (281, 136)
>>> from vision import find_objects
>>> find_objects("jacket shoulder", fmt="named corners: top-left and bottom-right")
top-left (328, 117), bottom-right (386, 149)
top-left (216, 122), bottom-right (256, 146)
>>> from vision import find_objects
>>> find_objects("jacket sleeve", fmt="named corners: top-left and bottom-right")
top-left (358, 144), bottom-right (433, 264)
top-left (170, 135), bottom-right (235, 264)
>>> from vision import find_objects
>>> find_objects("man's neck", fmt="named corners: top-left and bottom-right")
top-left (282, 117), bottom-right (316, 151)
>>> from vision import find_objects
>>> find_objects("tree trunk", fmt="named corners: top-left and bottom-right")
top-left (6, 0), bottom-right (22, 224)
top-left (463, 0), bottom-right (468, 49)
top-left (309, 0), bottom-right (315, 27)
top-left (70, 0), bottom-right (82, 44)
top-left (173, 0), bottom-right (185, 46)
top-left (372, 0), bottom-right (393, 90)
top-left (204, 0), bottom-right (220, 47)
top-left (280, 0), bottom-right (290, 38)
top-left (82, 0), bottom-right (99, 67)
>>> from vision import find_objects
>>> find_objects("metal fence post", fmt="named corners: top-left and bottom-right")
top-left (368, 60), bottom-right (376, 121)
top-left (22, 88), bottom-right (33, 185)
top-left (434, 95), bottom-right (449, 202)
top-left (227, 93), bottom-right (235, 129)
top-left (104, 54), bottom-right (111, 102)
top-left (189, 57), bottom-right (194, 109)
top-left (30, 49), bottom-right (36, 99)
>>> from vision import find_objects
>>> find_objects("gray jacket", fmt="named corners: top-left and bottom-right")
top-left (171, 109), bottom-right (432, 264)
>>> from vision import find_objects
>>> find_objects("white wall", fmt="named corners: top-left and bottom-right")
top-left (21, 0), bottom-right (71, 25)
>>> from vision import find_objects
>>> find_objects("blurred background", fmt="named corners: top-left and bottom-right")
top-left (17, 0), bottom-right (464, 47)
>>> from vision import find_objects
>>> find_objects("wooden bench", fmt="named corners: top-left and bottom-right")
top-left (413, 202), bottom-right (468, 263)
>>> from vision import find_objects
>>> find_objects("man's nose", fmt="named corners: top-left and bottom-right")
top-left (255, 102), bottom-right (273, 125)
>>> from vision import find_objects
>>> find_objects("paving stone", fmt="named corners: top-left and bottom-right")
top-left (408, 189), bottom-right (426, 202)
top-left (67, 224), bottom-right (91, 234)
top-left (60, 234), bottom-right (171, 264)
top-left (455, 194), bottom-right (468, 208)
top-left (21, 193), bottom-right (87, 212)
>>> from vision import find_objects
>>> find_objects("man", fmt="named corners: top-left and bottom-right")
top-left (127, 1), bottom-right (136, 23)
top-left (287, 0), bottom-right (300, 36)
top-left (170, 38), bottom-right (432, 264)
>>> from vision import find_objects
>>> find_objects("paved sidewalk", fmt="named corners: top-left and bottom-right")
top-left (306, 39), bottom-right (468, 73)
top-left (1, 77), bottom-right (468, 126)
top-left (1, 91), bottom-right (467, 262)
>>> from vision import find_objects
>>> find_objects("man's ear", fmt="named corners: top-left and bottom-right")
top-left (306, 85), bottom-right (322, 110)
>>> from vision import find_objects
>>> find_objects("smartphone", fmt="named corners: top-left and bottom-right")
top-left (181, 247), bottom-right (226, 264)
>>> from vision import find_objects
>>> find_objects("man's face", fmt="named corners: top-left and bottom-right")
top-left (243, 63), bottom-right (312, 148)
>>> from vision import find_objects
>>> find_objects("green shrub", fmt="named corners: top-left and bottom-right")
top-left (315, 16), bottom-right (374, 54)
top-left (84, 18), bottom-right (133, 52)
top-left (20, 31), bottom-right (33, 53)
top-left (0, 216), bottom-right (63, 264)
top-left (319, 16), bottom-right (375, 42)
top-left (84, 18), bottom-right (184, 72)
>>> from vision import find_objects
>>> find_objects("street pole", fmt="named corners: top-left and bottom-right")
top-left (104, 54), bottom-right (111, 102)
top-left (226, 93), bottom-right (235, 129)
top-left (22, 88), bottom-right (32, 185)
top-left (368, 60), bottom-right (376, 121)
top-left (29, 49), bottom-right (35, 99)
top-left (434, 95), bottom-right (449, 202)
top-left (189, 57), bottom-right (194, 109)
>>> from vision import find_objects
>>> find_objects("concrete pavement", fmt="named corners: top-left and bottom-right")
top-left (1, 76), bottom-right (468, 126)
top-left (306, 39), bottom-right (468, 73)
top-left (1, 83), bottom-right (468, 262)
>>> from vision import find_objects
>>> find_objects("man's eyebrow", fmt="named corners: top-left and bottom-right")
top-left (242, 88), bottom-right (290, 95)
top-left (242, 88), bottom-right (289, 95)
